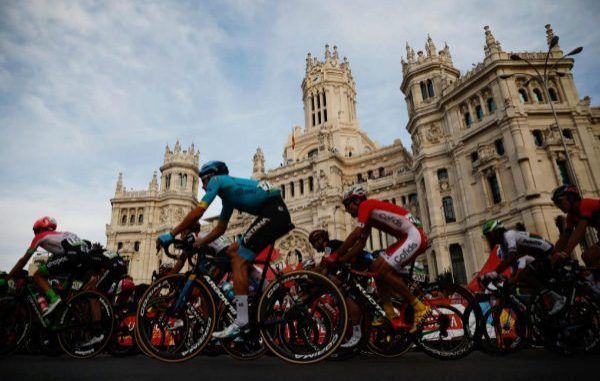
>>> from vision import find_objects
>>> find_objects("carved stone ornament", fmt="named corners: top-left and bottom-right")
top-left (275, 232), bottom-right (315, 261)
top-left (159, 207), bottom-right (170, 224)
top-left (425, 124), bottom-right (443, 144)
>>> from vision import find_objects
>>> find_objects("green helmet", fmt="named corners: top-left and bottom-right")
top-left (482, 219), bottom-right (503, 235)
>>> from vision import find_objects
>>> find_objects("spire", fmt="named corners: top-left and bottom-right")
top-left (483, 25), bottom-right (501, 56)
top-left (174, 140), bottom-right (181, 153)
top-left (545, 24), bottom-right (560, 50)
top-left (406, 42), bottom-right (415, 63)
top-left (115, 172), bottom-right (123, 195)
top-left (443, 41), bottom-right (453, 63)
top-left (149, 171), bottom-right (158, 191)
top-left (306, 52), bottom-right (312, 72)
top-left (332, 45), bottom-right (339, 64)
top-left (324, 44), bottom-right (331, 62)
top-left (252, 147), bottom-right (265, 179)
top-left (425, 34), bottom-right (437, 57)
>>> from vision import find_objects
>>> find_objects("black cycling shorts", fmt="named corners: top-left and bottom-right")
top-left (238, 196), bottom-right (293, 260)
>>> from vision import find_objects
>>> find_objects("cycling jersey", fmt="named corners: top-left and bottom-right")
top-left (501, 230), bottom-right (553, 256)
top-left (29, 231), bottom-right (85, 255)
top-left (199, 175), bottom-right (281, 223)
top-left (356, 199), bottom-right (427, 272)
top-left (566, 198), bottom-right (600, 233)
top-left (195, 231), bottom-right (232, 254)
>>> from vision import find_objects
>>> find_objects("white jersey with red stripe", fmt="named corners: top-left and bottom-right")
top-left (29, 231), bottom-right (81, 255)
top-left (356, 199), bottom-right (423, 237)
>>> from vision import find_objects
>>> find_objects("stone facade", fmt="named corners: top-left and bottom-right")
top-left (107, 25), bottom-right (600, 284)
top-left (105, 142), bottom-right (200, 283)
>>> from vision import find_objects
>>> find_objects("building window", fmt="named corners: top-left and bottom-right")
top-left (391, 198), bottom-right (396, 205)
top-left (117, 242), bottom-right (123, 251)
top-left (323, 109), bottom-right (328, 122)
top-left (317, 112), bottom-right (321, 124)
top-left (437, 168), bottom-right (448, 181)
top-left (134, 241), bottom-right (140, 252)
top-left (378, 167), bottom-right (385, 177)
top-left (311, 96), bottom-right (315, 111)
top-left (488, 174), bottom-right (502, 204)
top-left (138, 214), bottom-right (144, 224)
top-left (121, 214), bottom-right (127, 225)
top-left (281, 184), bottom-right (286, 199)
top-left (532, 129), bottom-right (544, 146)
top-left (518, 89), bottom-right (528, 103)
top-left (165, 174), bottom-right (171, 190)
top-left (368, 170), bottom-right (374, 179)
top-left (308, 176), bottom-right (314, 192)
top-left (290, 181), bottom-right (295, 197)
top-left (470, 152), bottom-right (479, 162)
top-left (548, 88), bottom-right (559, 102)
top-left (317, 94), bottom-right (320, 108)
top-left (487, 97), bottom-right (496, 113)
top-left (464, 112), bottom-right (472, 127)
top-left (449, 244), bottom-right (467, 285)
top-left (494, 139), bottom-right (505, 156)
top-left (420, 81), bottom-right (428, 100)
top-left (308, 148), bottom-right (318, 158)
top-left (556, 160), bottom-right (572, 185)
top-left (323, 92), bottom-right (327, 107)
top-left (426, 79), bottom-right (435, 98)
top-left (129, 214), bottom-right (135, 225)
top-left (312, 113), bottom-right (315, 126)
top-left (408, 193), bottom-right (418, 204)
top-left (401, 196), bottom-right (407, 205)
top-left (562, 129), bottom-right (574, 139)
top-left (533, 88), bottom-right (543, 102)
top-left (442, 197), bottom-right (456, 223)
top-left (475, 105), bottom-right (484, 121)
top-left (300, 179), bottom-right (304, 195)
top-left (180, 174), bottom-right (187, 189)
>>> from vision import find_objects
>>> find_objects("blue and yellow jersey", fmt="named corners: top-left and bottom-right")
top-left (199, 175), bottom-right (281, 222)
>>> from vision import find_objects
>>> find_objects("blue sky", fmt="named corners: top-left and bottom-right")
top-left (1, 0), bottom-right (599, 270)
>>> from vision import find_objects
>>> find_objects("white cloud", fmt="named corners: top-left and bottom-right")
top-left (0, 0), bottom-right (599, 270)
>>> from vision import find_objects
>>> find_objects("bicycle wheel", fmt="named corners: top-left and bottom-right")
top-left (57, 290), bottom-right (114, 358)
top-left (480, 301), bottom-right (528, 355)
top-left (0, 296), bottom-right (31, 356)
top-left (218, 305), bottom-right (268, 360)
top-left (257, 270), bottom-right (347, 364)
top-left (366, 299), bottom-right (413, 358)
top-left (135, 274), bottom-right (216, 362)
top-left (414, 284), bottom-right (475, 360)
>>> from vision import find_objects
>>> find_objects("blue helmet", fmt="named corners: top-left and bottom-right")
top-left (199, 161), bottom-right (229, 178)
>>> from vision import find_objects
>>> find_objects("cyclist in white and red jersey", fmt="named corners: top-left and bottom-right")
top-left (551, 185), bottom-right (600, 267)
top-left (7, 216), bottom-right (91, 317)
top-left (328, 186), bottom-right (430, 333)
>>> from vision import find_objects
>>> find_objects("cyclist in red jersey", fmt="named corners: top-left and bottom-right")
top-left (328, 186), bottom-right (430, 332)
top-left (551, 185), bottom-right (600, 267)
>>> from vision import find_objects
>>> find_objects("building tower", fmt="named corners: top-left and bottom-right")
top-left (105, 141), bottom-right (200, 283)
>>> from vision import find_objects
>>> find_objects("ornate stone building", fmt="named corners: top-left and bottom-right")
top-left (107, 25), bottom-right (600, 284)
top-left (105, 142), bottom-right (200, 283)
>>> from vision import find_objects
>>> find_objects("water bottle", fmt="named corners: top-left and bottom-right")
top-left (37, 295), bottom-right (49, 312)
top-left (220, 281), bottom-right (235, 301)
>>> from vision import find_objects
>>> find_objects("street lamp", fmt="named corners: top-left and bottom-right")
top-left (499, 37), bottom-right (583, 192)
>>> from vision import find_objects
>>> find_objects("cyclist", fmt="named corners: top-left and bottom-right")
top-left (156, 161), bottom-right (292, 339)
top-left (481, 219), bottom-right (565, 314)
top-left (7, 217), bottom-right (92, 318)
top-left (309, 229), bottom-right (374, 347)
top-left (551, 185), bottom-right (600, 268)
top-left (328, 186), bottom-right (430, 333)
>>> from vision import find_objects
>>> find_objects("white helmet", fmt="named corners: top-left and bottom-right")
top-left (342, 186), bottom-right (367, 205)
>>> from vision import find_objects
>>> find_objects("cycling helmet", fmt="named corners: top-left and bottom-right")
top-left (551, 185), bottom-right (580, 203)
top-left (309, 229), bottom-right (329, 245)
top-left (342, 186), bottom-right (367, 205)
top-left (482, 219), bottom-right (503, 235)
top-left (199, 161), bottom-right (229, 178)
top-left (33, 216), bottom-right (57, 234)
top-left (117, 276), bottom-right (135, 294)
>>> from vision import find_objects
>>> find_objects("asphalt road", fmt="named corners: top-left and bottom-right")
top-left (2, 350), bottom-right (599, 381)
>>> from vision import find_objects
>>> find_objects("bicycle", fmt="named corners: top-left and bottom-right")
top-left (136, 228), bottom-right (348, 364)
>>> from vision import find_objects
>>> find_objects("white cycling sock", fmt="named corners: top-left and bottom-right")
top-left (234, 295), bottom-right (249, 327)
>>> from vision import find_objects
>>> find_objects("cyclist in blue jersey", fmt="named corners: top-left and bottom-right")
top-left (156, 161), bottom-right (293, 338)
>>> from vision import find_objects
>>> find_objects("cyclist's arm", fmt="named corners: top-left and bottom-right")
top-left (495, 249), bottom-right (517, 275)
top-left (171, 257), bottom-right (186, 274)
top-left (172, 205), bottom-right (207, 237)
top-left (554, 234), bottom-right (569, 252)
top-left (194, 220), bottom-right (228, 248)
top-left (340, 228), bottom-right (370, 263)
top-left (8, 248), bottom-right (35, 278)
top-left (336, 226), bottom-right (364, 259)
top-left (561, 219), bottom-right (588, 256)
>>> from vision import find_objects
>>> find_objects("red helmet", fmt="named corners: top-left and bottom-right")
top-left (33, 216), bottom-right (57, 234)
top-left (117, 276), bottom-right (135, 294)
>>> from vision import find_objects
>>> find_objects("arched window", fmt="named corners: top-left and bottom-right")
top-left (165, 174), bottom-right (171, 190)
top-left (378, 167), bottom-right (385, 177)
top-left (323, 109), bottom-right (328, 122)
top-left (420, 81), bottom-right (428, 100)
top-left (548, 88), bottom-right (559, 102)
top-left (290, 181), bottom-right (295, 197)
top-left (449, 244), bottom-right (467, 285)
top-left (475, 105), bottom-right (484, 120)
top-left (323, 92), bottom-right (327, 107)
top-left (532, 129), bottom-right (544, 146)
top-left (518, 89), bottom-right (528, 103)
top-left (281, 184), bottom-right (286, 199)
top-left (121, 214), bottom-right (127, 225)
top-left (562, 129), bottom-right (574, 139)
top-left (308, 148), bottom-right (318, 158)
top-left (134, 241), bottom-right (140, 252)
top-left (180, 174), bottom-right (187, 189)
top-left (117, 242), bottom-right (123, 251)
top-left (426, 79), bottom-right (435, 98)
top-left (533, 88), bottom-right (543, 102)
top-left (299, 179), bottom-right (304, 195)
top-left (494, 139), bottom-right (505, 156)
top-left (442, 197), bottom-right (456, 223)
top-left (309, 177), bottom-right (314, 192)
top-left (464, 112), bottom-right (473, 127)
top-left (487, 97), bottom-right (496, 113)
top-left (357, 174), bottom-right (364, 183)
top-left (129, 214), bottom-right (135, 225)
top-left (488, 174), bottom-right (502, 204)
top-left (437, 168), bottom-right (448, 181)
top-left (138, 214), bottom-right (144, 224)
